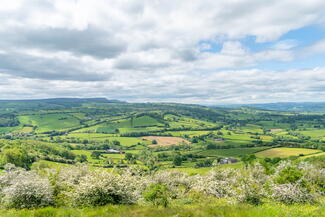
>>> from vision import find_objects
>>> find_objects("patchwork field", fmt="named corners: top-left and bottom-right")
top-left (0, 99), bottom-right (325, 177)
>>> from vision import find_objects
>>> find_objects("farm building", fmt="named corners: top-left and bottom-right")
top-left (219, 157), bottom-right (238, 164)
top-left (106, 148), bottom-right (125, 154)
top-left (215, 137), bottom-right (225, 141)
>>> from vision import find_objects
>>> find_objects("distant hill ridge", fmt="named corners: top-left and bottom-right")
top-left (0, 98), bottom-right (125, 103)
top-left (220, 102), bottom-right (325, 112)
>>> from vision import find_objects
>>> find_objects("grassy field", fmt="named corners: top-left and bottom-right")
top-left (0, 126), bottom-right (20, 134)
top-left (96, 116), bottom-right (163, 133)
top-left (61, 133), bottom-right (150, 147)
top-left (198, 147), bottom-right (271, 157)
top-left (19, 114), bottom-right (81, 132)
top-left (1, 201), bottom-right (324, 217)
top-left (300, 152), bottom-right (325, 159)
top-left (255, 148), bottom-right (322, 158)
top-left (143, 136), bottom-right (189, 147)
top-left (172, 162), bottom-right (244, 174)
top-left (298, 129), bottom-right (325, 139)
top-left (167, 130), bottom-right (212, 137)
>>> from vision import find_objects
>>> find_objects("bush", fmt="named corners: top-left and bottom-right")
top-left (193, 169), bottom-right (237, 198)
top-left (172, 153), bottom-right (182, 166)
top-left (0, 160), bottom-right (322, 209)
top-left (195, 159), bottom-right (213, 168)
top-left (151, 171), bottom-right (192, 198)
top-left (71, 170), bottom-right (143, 207)
top-left (237, 165), bottom-right (268, 205)
top-left (275, 167), bottom-right (303, 184)
top-left (143, 184), bottom-right (170, 207)
top-left (271, 183), bottom-right (317, 204)
top-left (0, 148), bottom-right (35, 169)
top-left (0, 165), bottom-right (53, 209)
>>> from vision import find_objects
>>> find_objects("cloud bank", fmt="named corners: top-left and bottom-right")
top-left (0, 0), bottom-right (325, 104)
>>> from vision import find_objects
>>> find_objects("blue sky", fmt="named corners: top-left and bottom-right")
top-left (0, 0), bottom-right (325, 104)
top-left (200, 25), bottom-right (325, 71)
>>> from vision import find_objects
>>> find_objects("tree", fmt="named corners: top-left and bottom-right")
top-left (172, 153), bottom-right (182, 166)
top-left (138, 149), bottom-right (159, 172)
top-left (152, 140), bottom-right (158, 144)
top-left (76, 154), bottom-right (88, 163)
top-left (112, 140), bottom-right (121, 146)
top-left (241, 154), bottom-right (256, 167)
top-left (125, 153), bottom-right (136, 164)
top-left (91, 151), bottom-right (102, 159)
top-left (195, 159), bottom-right (213, 168)
top-left (206, 143), bottom-right (217, 150)
top-left (1, 148), bottom-right (35, 169)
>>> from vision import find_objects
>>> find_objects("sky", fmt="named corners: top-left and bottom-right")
top-left (1, 0), bottom-right (325, 105)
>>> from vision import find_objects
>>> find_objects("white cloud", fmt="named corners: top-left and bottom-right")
top-left (0, 0), bottom-right (325, 103)
top-left (302, 38), bottom-right (325, 56)
top-left (272, 40), bottom-right (299, 50)
top-left (1, 67), bottom-right (325, 104)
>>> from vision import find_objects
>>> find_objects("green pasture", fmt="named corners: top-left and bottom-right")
top-left (165, 115), bottom-right (216, 129)
top-left (96, 116), bottom-right (163, 133)
top-left (255, 147), bottom-right (322, 158)
top-left (168, 130), bottom-right (212, 137)
top-left (19, 114), bottom-right (81, 132)
top-left (198, 147), bottom-right (271, 158)
top-left (298, 129), bottom-right (325, 139)
top-left (0, 126), bottom-right (20, 134)
top-left (239, 124), bottom-right (263, 133)
top-left (64, 133), bottom-right (149, 147)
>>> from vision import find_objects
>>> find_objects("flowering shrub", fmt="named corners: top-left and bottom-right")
top-left (0, 164), bottom-right (53, 209)
top-left (0, 160), bottom-right (322, 209)
top-left (236, 164), bottom-right (268, 204)
top-left (270, 183), bottom-right (317, 204)
top-left (151, 171), bottom-right (192, 198)
top-left (192, 169), bottom-right (238, 198)
top-left (70, 170), bottom-right (144, 206)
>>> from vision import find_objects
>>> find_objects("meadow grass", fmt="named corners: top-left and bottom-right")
top-left (298, 129), bottom-right (325, 139)
top-left (170, 162), bottom-right (244, 175)
top-left (255, 147), bottom-right (322, 158)
top-left (1, 201), bottom-right (324, 217)
top-left (300, 152), bottom-right (325, 159)
top-left (165, 115), bottom-right (217, 129)
top-left (63, 133), bottom-right (149, 146)
top-left (198, 147), bottom-right (271, 157)
top-left (0, 126), bottom-right (21, 134)
top-left (13, 126), bottom-right (33, 133)
top-left (19, 114), bottom-right (81, 132)
top-left (168, 130), bottom-right (213, 137)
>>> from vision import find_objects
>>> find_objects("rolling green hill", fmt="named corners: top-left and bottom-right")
top-left (0, 98), bottom-right (324, 215)
top-left (0, 98), bottom-right (323, 170)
